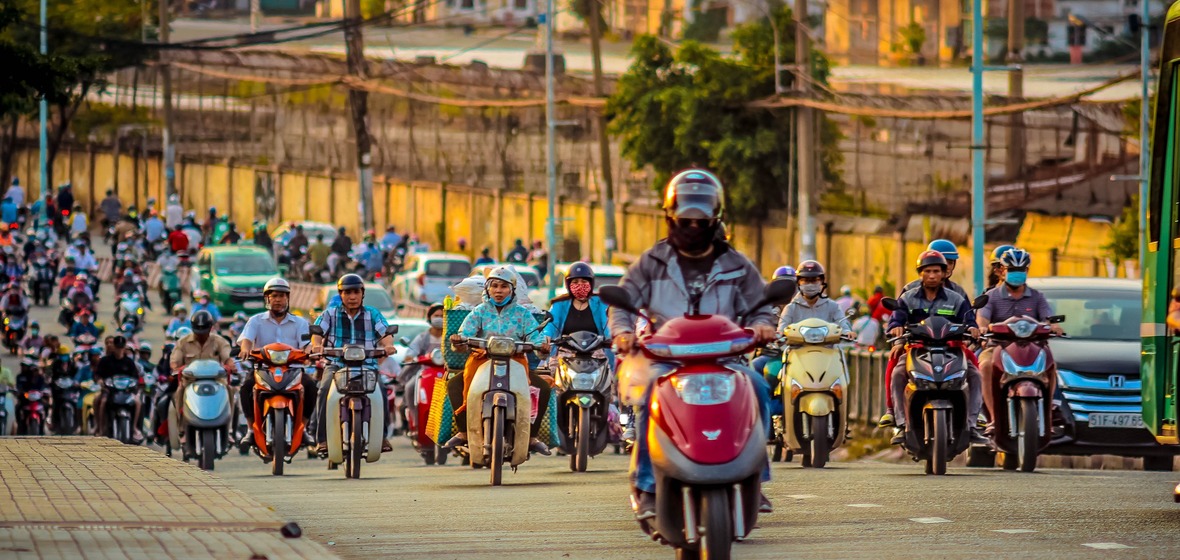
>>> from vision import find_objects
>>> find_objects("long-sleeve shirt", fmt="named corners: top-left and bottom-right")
top-left (887, 286), bottom-right (974, 331)
top-left (458, 300), bottom-right (545, 346)
top-left (777, 294), bottom-right (851, 333)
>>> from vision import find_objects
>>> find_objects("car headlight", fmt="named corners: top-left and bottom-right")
top-left (487, 337), bottom-right (516, 357)
top-left (215, 283), bottom-right (234, 295)
top-left (671, 374), bottom-right (735, 405)
top-left (799, 325), bottom-right (829, 344)
top-left (1000, 349), bottom-right (1046, 376)
top-left (266, 349), bottom-right (290, 366)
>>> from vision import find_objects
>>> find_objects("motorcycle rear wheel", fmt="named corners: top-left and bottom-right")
top-left (347, 409), bottom-right (364, 479)
top-left (117, 416), bottom-right (131, 444)
top-left (199, 430), bottom-right (216, 471)
top-left (1017, 399), bottom-right (1039, 473)
top-left (271, 411), bottom-right (287, 476)
top-left (928, 409), bottom-right (948, 476)
top-left (699, 487), bottom-right (733, 560)
top-left (809, 414), bottom-right (830, 469)
top-left (490, 406), bottom-right (505, 486)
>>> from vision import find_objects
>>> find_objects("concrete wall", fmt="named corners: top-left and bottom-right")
top-left (18, 146), bottom-right (1128, 296)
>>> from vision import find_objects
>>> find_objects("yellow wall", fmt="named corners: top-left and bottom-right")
top-left (25, 148), bottom-right (1127, 292)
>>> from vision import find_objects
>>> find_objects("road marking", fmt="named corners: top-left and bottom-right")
top-left (847, 504), bottom-right (883, 508)
top-left (787, 494), bottom-right (818, 499)
top-left (1082, 543), bottom-right (1134, 550)
top-left (993, 529), bottom-right (1038, 534)
top-left (910, 517), bottom-right (952, 524)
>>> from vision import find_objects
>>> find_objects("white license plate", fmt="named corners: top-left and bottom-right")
top-left (1088, 413), bottom-right (1145, 429)
top-left (244, 300), bottom-right (265, 309)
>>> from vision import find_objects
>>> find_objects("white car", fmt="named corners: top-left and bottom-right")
top-left (392, 252), bottom-right (472, 306)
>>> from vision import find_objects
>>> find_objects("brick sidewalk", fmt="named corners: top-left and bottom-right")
top-left (0, 438), bottom-right (337, 560)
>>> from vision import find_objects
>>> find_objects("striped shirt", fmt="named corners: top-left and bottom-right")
top-left (978, 285), bottom-right (1053, 325)
top-left (313, 305), bottom-right (391, 350)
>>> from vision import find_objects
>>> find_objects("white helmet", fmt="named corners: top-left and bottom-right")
top-left (263, 277), bottom-right (290, 295)
top-left (485, 266), bottom-right (518, 287)
top-left (840, 285), bottom-right (852, 296)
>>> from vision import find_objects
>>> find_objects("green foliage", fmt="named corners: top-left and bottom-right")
top-left (1102, 195), bottom-right (1139, 262)
top-left (607, 6), bottom-right (843, 221)
top-left (567, 0), bottom-right (606, 31)
top-left (682, 1), bottom-right (727, 43)
top-left (0, 3), bottom-right (76, 120)
top-left (898, 22), bottom-right (925, 54)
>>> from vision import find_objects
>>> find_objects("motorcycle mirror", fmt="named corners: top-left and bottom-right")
top-left (758, 278), bottom-right (797, 308)
top-left (301, 332), bottom-right (312, 342)
top-left (1048, 314), bottom-right (1066, 324)
top-left (398, 336), bottom-right (410, 346)
top-left (972, 294), bottom-right (990, 309)
top-left (308, 325), bottom-right (324, 337)
top-left (880, 297), bottom-right (899, 311)
top-left (598, 285), bottom-right (639, 315)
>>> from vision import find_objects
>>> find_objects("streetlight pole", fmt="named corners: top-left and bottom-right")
top-left (1138, 0), bottom-right (1150, 264)
top-left (38, 0), bottom-right (48, 219)
top-left (544, 0), bottom-right (557, 299)
top-left (970, 0), bottom-right (985, 294)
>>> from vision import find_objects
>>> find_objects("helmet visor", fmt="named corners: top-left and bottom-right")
top-left (670, 192), bottom-right (719, 219)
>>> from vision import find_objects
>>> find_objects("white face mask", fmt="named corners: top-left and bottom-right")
top-left (800, 283), bottom-right (824, 298)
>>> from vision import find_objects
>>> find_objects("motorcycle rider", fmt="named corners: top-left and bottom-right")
top-left (252, 222), bottom-right (273, 255)
top-left (986, 244), bottom-right (1015, 291)
top-left (473, 247), bottom-right (495, 266)
top-left (167, 225), bottom-right (190, 256)
top-left (191, 290), bottom-right (222, 323)
top-left (99, 190), bottom-right (122, 231)
top-left (67, 309), bottom-right (100, 339)
top-left (404, 304), bottom-right (444, 361)
top-left (228, 311), bottom-right (249, 340)
top-left (219, 222), bottom-right (242, 245)
top-left (544, 261), bottom-right (611, 368)
top-left (287, 225), bottom-right (310, 256)
top-left (166, 304), bottom-right (191, 338)
top-left (309, 273), bottom-right (397, 454)
top-left (505, 239), bottom-right (528, 263)
top-left (21, 321), bottom-right (43, 353)
top-left (15, 350), bottom-right (47, 431)
top-left (165, 194), bottom-right (183, 229)
top-left (3, 281), bottom-right (28, 317)
top-left (305, 234), bottom-right (331, 277)
top-left (168, 312), bottom-right (234, 455)
top-left (885, 250), bottom-right (986, 445)
top-left (137, 342), bottom-right (155, 377)
top-left (607, 169), bottom-right (779, 517)
top-left (236, 278), bottom-right (318, 444)
top-left (443, 266), bottom-right (553, 455)
top-left (328, 227), bottom-right (353, 275)
top-left (92, 335), bottom-right (143, 440)
top-left (777, 261), bottom-right (851, 333)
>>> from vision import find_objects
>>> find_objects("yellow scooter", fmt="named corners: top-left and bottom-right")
top-left (781, 317), bottom-right (851, 468)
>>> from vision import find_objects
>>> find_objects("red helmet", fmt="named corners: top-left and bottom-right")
top-left (915, 250), bottom-right (949, 272)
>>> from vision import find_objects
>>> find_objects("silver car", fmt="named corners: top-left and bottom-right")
top-left (392, 252), bottom-right (472, 305)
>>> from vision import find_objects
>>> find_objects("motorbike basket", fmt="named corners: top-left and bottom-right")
top-left (334, 368), bottom-right (377, 394)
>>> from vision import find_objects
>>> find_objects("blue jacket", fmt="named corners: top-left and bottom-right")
top-left (544, 295), bottom-right (611, 341)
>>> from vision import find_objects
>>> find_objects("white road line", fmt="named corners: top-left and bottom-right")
top-left (787, 494), bottom-right (818, 499)
top-left (910, 517), bottom-right (952, 524)
top-left (1082, 543), bottom-right (1135, 550)
top-left (993, 529), bottom-right (1038, 534)
top-left (847, 504), bottom-right (883, 508)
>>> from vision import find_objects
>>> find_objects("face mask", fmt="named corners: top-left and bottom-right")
top-left (667, 217), bottom-right (719, 253)
top-left (800, 283), bottom-right (824, 298)
top-left (430, 317), bottom-right (443, 329)
top-left (569, 283), bottom-right (592, 301)
top-left (1005, 271), bottom-right (1028, 287)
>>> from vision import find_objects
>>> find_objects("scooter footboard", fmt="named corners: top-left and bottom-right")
top-left (650, 417), bottom-right (767, 484)
top-left (365, 386), bottom-right (383, 463)
top-left (326, 384), bottom-right (344, 464)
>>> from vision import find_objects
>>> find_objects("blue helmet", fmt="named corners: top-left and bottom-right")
top-left (927, 239), bottom-right (959, 261)
top-left (773, 265), bottom-right (796, 279)
top-left (999, 248), bottom-right (1031, 269)
top-left (990, 244), bottom-right (1015, 264)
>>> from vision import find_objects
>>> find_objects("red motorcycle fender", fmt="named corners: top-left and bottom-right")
top-left (1008, 380), bottom-right (1043, 399)
top-left (651, 368), bottom-right (758, 467)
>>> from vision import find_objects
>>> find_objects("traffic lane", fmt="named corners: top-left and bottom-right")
top-left (216, 438), bottom-right (1180, 560)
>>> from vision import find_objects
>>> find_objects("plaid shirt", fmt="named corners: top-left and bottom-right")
top-left (314, 305), bottom-right (391, 351)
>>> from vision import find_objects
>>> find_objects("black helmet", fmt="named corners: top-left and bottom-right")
top-left (337, 273), bottom-right (365, 292)
top-left (796, 260), bottom-right (826, 279)
top-left (663, 169), bottom-right (724, 220)
top-left (916, 250), bottom-right (949, 272)
top-left (565, 261), bottom-right (595, 288)
top-left (191, 310), bottom-right (215, 334)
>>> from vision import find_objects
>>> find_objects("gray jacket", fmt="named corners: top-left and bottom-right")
top-left (608, 241), bottom-right (775, 334)
top-left (777, 294), bottom-right (851, 333)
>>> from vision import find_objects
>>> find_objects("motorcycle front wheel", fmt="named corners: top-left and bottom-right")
top-left (699, 487), bottom-right (733, 560)
top-left (573, 406), bottom-right (590, 473)
top-left (346, 409), bottom-right (364, 479)
top-left (490, 405), bottom-right (505, 486)
top-left (271, 411), bottom-right (287, 476)
top-left (199, 429), bottom-right (216, 471)
top-left (1017, 399), bottom-right (1039, 473)
top-left (808, 414), bottom-right (830, 469)
top-left (927, 409), bottom-right (948, 476)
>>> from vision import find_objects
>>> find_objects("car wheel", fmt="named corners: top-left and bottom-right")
top-left (1144, 456), bottom-right (1175, 472)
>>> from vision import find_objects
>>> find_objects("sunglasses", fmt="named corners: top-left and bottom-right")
top-left (675, 218), bottom-right (716, 228)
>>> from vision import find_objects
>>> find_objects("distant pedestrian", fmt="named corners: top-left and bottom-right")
top-left (5, 178), bottom-right (24, 208)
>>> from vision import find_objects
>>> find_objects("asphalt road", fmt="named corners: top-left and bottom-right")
top-left (25, 254), bottom-right (1180, 559)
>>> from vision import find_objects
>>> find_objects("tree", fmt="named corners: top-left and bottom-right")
top-left (606, 6), bottom-right (842, 221)
top-left (2, 0), bottom-right (154, 183)
top-left (1102, 195), bottom-right (1138, 262)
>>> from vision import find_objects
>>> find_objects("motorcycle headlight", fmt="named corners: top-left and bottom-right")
top-left (798, 325), bottom-right (830, 344)
top-left (671, 373), bottom-right (735, 405)
top-left (342, 346), bottom-right (366, 362)
top-left (428, 349), bottom-right (444, 367)
top-left (487, 337), bottom-right (516, 357)
top-left (55, 377), bottom-right (76, 389)
top-left (266, 349), bottom-right (291, 366)
top-left (112, 377), bottom-right (136, 390)
top-left (571, 372), bottom-right (598, 391)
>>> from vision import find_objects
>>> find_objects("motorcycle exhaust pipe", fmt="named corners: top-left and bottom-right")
top-left (682, 486), bottom-right (699, 544)
top-left (732, 483), bottom-right (747, 541)
top-left (1007, 400), bottom-right (1018, 439)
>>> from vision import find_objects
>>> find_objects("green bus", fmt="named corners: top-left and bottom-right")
top-left (1143, 2), bottom-right (1180, 452)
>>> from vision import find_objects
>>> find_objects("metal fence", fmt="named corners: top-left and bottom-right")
top-left (845, 348), bottom-right (890, 427)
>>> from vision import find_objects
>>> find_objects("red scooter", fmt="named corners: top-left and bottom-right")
top-left (982, 315), bottom-right (1064, 472)
top-left (600, 279), bottom-right (795, 560)
top-left (401, 350), bottom-right (448, 465)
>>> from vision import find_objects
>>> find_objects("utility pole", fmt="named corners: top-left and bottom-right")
top-left (1004, 0), bottom-right (1025, 178)
top-left (250, 0), bottom-right (261, 33)
top-left (159, 0), bottom-right (176, 199)
top-left (38, 0), bottom-right (47, 217)
top-left (587, 0), bottom-right (617, 263)
top-left (794, 0), bottom-right (816, 261)
top-left (345, 0), bottom-right (376, 232)
top-left (970, 0), bottom-right (986, 294)
top-left (1138, 0), bottom-right (1149, 263)
top-left (544, 0), bottom-right (557, 299)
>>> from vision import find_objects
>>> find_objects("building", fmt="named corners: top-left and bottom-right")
top-left (825, 0), bottom-right (964, 65)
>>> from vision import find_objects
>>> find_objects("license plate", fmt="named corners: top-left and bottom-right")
top-left (244, 300), bottom-right (264, 309)
top-left (1087, 413), bottom-right (1145, 429)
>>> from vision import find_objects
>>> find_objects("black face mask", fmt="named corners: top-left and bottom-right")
top-left (667, 217), bottom-right (719, 254)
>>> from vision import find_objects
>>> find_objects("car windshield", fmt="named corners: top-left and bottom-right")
top-left (396, 322), bottom-right (431, 344)
top-left (1042, 289), bottom-right (1140, 341)
top-left (517, 270), bottom-right (540, 288)
top-left (425, 260), bottom-right (471, 277)
top-left (329, 288), bottom-right (396, 311)
top-left (213, 253), bottom-right (277, 275)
